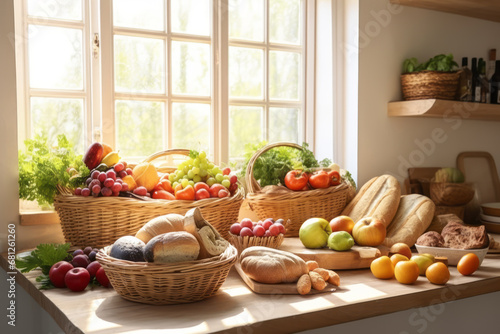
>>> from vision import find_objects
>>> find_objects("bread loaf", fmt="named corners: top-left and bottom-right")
top-left (341, 175), bottom-right (401, 227)
top-left (135, 213), bottom-right (185, 243)
top-left (441, 221), bottom-right (489, 249)
top-left (183, 207), bottom-right (229, 259)
top-left (144, 231), bottom-right (200, 263)
top-left (240, 246), bottom-right (308, 284)
top-left (383, 194), bottom-right (435, 247)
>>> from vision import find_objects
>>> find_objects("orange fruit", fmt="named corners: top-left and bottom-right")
top-left (390, 254), bottom-right (409, 267)
top-left (394, 260), bottom-right (419, 284)
top-left (425, 262), bottom-right (450, 285)
top-left (457, 253), bottom-right (480, 276)
top-left (370, 256), bottom-right (394, 279)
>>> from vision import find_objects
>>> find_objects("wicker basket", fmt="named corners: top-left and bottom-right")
top-left (54, 149), bottom-right (244, 248)
top-left (244, 142), bottom-right (349, 237)
top-left (430, 182), bottom-right (475, 206)
top-left (96, 244), bottom-right (237, 305)
top-left (227, 234), bottom-right (285, 253)
top-left (401, 70), bottom-right (460, 101)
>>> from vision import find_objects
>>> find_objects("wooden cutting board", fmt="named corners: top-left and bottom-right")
top-left (234, 262), bottom-right (337, 295)
top-left (278, 238), bottom-right (388, 270)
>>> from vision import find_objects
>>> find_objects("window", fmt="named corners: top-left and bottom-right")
top-left (16, 0), bottom-right (313, 166)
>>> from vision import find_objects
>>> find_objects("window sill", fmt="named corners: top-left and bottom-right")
top-left (19, 211), bottom-right (60, 226)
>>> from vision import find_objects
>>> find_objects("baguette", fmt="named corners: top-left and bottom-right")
top-left (383, 194), bottom-right (435, 248)
top-left (240, 246), bottom-right (308, 284)
top-left (341, 175), bottom-right (401, 227)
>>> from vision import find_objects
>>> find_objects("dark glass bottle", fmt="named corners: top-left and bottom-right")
top-left (491, 60), bottom-right (500, 104)
top-left (471, 57), bottom-right (479, 102)
top-left (459, 57), bottom-right (472, 101)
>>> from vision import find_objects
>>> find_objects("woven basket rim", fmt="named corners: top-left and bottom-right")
top-left (246, 182), bottom-right (348, 201)
top-left (97, 243), bottom-right (237, 270)
top-left (401, 70), bottom-right (461, 76)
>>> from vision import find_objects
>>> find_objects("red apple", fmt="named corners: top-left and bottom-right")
top-left (352, 217), bottom-right (386, 246)
top-left (49, 261), bottom-right (74, 288)
top-left (194, 182), bottom-right (210, 192)
top-left (86, 261), bottom-right (102, 279)
top-left (329, 215), bottom-right (355, 235)
top-left (195, 188), bottom-right (210, 200)
top-left (209, 184), bottom-right (225, 198)
top-left (64, 267), bottom-right (91, 292)
top-left (96, 267), bottom-right (111, 287)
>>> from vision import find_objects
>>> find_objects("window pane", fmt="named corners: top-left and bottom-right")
top-left (113, 0), bottom-right (164, 31)
top-left (229, 47), bottom-right (263, 98)
top-left (269, 0), bottom-right (301, 45)
top-left (269, 108), bottom-right (299, 143)
top-left (114, 35), bottom-right (165, 94)
top-left (171, 0), bottom-right (209, 36)
top-left (172, 103), bottom-right (210, 152)
top-left (27, 0), bottom-right (82, 21)
top-left (29, 25), bottom-right (83, 90)
top-left (269, 51), bottom-right (300, 100)
top-left (30, 97), bottom-right (84, 154)
top-left (172, 41), bottom-right (210, 96)
top-left (228, 0), bottom-right (263, 42)
top-left (229, 106), bottom-right (262, 158)
top-left (115, 100), bottom-right (164, 157)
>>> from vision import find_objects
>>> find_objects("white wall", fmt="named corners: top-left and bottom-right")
top-left (357, 0), bottom-right (500, 189)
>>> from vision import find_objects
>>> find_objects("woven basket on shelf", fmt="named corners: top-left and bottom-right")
top-left (54, 149), bottom-right (244, 248)
top-left (401, 70), bottom-right (460, 101)
top-left (430, 182), bottom-right (475, 206)
top-left (96, 244), bottom-right (237, 305)
top-left (244, 142), bottom-right (349, 237)
top-left (227, 234), bottom-right (285, 253)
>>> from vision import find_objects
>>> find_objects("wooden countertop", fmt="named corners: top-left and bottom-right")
top-left (3, 247), bottom-right (500, 334)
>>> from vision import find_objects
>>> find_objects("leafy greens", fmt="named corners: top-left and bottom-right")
top-left (18, 134), bottom-right (89, 206)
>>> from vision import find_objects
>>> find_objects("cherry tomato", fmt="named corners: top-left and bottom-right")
top-left (284, 170), bottom-right (309, 191)
top-left (328, 170), bottom-right (341, 186)
top-left (308, 171), bottom-right (330, 189)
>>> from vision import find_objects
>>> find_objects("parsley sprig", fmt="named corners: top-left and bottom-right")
top-left (15, 243), bottom-right (72, 275)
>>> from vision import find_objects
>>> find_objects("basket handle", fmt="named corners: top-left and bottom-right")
top-left (244, 142), bottom-right (303, 195)
top-left (142, 148), bottom-right (191, 163)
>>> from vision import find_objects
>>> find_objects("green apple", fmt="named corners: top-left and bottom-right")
top-left (299, 218), bottom-right (332, 249)
top-left (420, 253), bottom-right (436, 262)
top-left (327, 231), bottom-right (354, 251)
top-left (411, 255), bottom-right (434, 276)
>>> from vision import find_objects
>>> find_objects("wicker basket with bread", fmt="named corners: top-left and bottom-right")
top-left (96, 208), bottom-right (237, 305)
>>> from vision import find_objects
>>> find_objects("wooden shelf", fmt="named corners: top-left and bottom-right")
top-left (391, 0), bottom-right (500, 23)
top-left (388, 99), bottom-right (500, 121)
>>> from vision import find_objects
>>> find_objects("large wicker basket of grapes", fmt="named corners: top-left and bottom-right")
top-left (54, 149), bottom-right (244, 248)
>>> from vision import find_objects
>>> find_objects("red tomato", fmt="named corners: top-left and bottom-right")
top-left (175, 185), bottom-right (195, 200)
top-left (328, 170), bottom-right (341, 186)
top-left (155, 179), bottom-right (174, 193)
top-left (152, 190), bottom-right (175, 200)
top-left (284, 170), bottom-right (309, 190)
top-left (308, 171), bottom-right (330, 189)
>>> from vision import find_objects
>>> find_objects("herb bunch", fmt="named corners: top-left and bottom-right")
top-left (18, 134), bottom-right (89, 206)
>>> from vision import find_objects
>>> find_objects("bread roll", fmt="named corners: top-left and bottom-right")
top-left (383, 194), bottom-right (435, 248)
top-left (135, 213), bottom-right (185, 243)
top-left (183, 207), bottom-right (229, 259)
top-left (240, 246), bottom-right (308, 284)
top-left (144, 231), bottom-right (200, 263)
top-left (341, 175), bottom-right (401, 227)
top-left (110, 236), bottom-right (145, 262)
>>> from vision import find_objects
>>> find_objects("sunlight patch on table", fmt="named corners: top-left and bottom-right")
top-left (289, 297), bottom-right (335, 312)
top-left (335, 283), bottom-right (386, 303)
top-left (221, 308), bottom-right (256, 327)
top-left (222, 286), bottom-right (252, 297)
